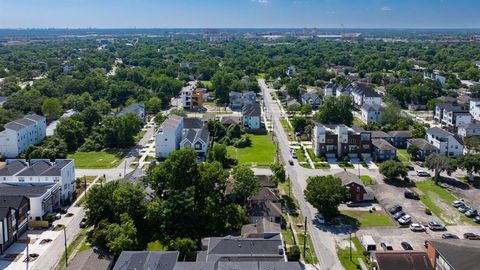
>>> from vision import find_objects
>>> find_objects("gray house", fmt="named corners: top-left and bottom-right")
top-left (301, 93), bottom-right (322, 109)
top-left (372, 139), bottom-right (397, 162)
top-left (117, 103), bottom-right (145, 122)
top-left (407, 138), bottom-right (439, 161)
top-left (388, 131), bottom-right (412, 148)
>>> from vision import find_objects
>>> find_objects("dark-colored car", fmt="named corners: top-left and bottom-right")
top-left (346, 201), bottom-right (362, 207)
top-left (393, 211), bottom-right (406, 220)
top-left (463, 233), bottom-right (480, 240)
top-left (465, 209), bottom-right (478, 218)
top-left (428, 221), bottom-right (446, 231)
top-left (79, 218), bottom-right (88, 228)
top-left (389, 204), bottom-right (403, 215)
top-left (404, 191), bottom-right (419, 200)
top-left (288, 160), bottom-right (294, 166)
top-left (442, 233), bottom-right (459, 239)
top-left (401, 241), bottom-right (413, 250)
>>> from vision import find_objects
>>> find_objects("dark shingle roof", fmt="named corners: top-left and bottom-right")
top-left (430, 240), bottom-right (480, 270)
top-left (334, 171), bottom-right (363, 186)
top-left (407, 138), bottom-right (438, 151)
top-left (436, 103), bottom-right (468, 113)
top-left (206, 236), bottom-right (283, 260)
top-left (3, 114), bottom-right (45, 131)
top-left (0, 183), bottom-right (58, 197)
top-left (458, 123), bottom-right (480, 129)
top-left (242, 103), bottom-right (261, 117)
top-left (246, 201), bottom-right (282, 218)
top-left (373, 251), bottom-right (433, 270)
top-left (183, 118), bottom-right (203, 129)
top-left (66, 248), bottom-right (112, 270)
top-left (0, 195), bottom-right (28, 209)
top-left (40, 160), bottom-right (73, 176)
top-left (173, 262), bottom-right (301, 270)
top-left (372, 139), bottom-right (396, 151)
top-left (388, 131), bottom-right (412, 138)
top-left (352, 85), bottom-right (380, 98)
top-left (16, 160), bottom-right (52, 176)
top-left (113, 251), bottom-right (179, 270)
top-left (370, 131), bottom-right (391, 139)
top-left (0, 160), bottom-right (28, 176)
top-left (427, 127), bottom-right (452, 138)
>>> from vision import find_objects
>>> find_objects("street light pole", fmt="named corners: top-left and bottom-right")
top-left (303, 216), bottom-right (307, 258)
top-left (64, 227), bottom-right (68, 267)
top-left (349, 232), bottom-right (352, 261)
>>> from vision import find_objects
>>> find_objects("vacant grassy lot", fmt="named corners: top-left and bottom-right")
top-left (68, 150), bottom-right (125, 169)
top-left (227, 134), bottom-right (276, 165)
top-left (295, 148), bottom-right (307, 163)
top-left (397, 149), bottom-right (411, 163)
top-left (337, 237), bottom-right (368, 270)
top-left (280, 118), bottom-right (295, 141)
top-left (360, 175), bottom-right (376, 186)
top-left (415, 180), bottom-right (472, 225)
top-left (340, 210), bottom-right (395, 227)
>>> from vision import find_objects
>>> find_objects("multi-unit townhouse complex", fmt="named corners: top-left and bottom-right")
top-left (0, 195), bottom-right (29, 254)
top-left (470, 99), bottom-right (480, 122)
top-left (229, 91), bottom-right (256, 111)
top-left (0, 114), bottom-right (46, 158)
top-left (312, 123), bottom-right (372, 159)
top-left (351, 85), bottom-right (381, 107)
top-left (426, 127), bottom-right (464, 157)
top-left (457, 123), bottom-right (480, 137)
top-left (433, 103), bottom-right (472, 129)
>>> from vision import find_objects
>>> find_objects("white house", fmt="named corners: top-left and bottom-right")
top-left (229, 91), bottom-right (256, 111)
top-left (361, 104), bottom-right (383, 124)
top-left (0, 159), bottom-right (75, 203)
top-left (242, 103), bottom-right (262, 130)
top-left (433, 103), bottom-right (472, 129)
top-left (426, 127), bottom-right (464, 157)
top-left (424, 71), bottom-right (446, 87)
top-left (286, 66), bottom-right (296, 77)
top-left (0, 114), bottom-right (46, 158)
top-left (458, 123), bottom-right (480, 138)
top-left (470, 100), bottom-right (480, 122)
top-left (155, 115), bottom-right (184, 158)
top-left (351, 85), bottom-right (381, 107)
top-left (180, 128), bottom-right (210, 157)
top-left (117, 103), bottom-right (145, 122)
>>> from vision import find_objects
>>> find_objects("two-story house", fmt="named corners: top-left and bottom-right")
top-left (301, 93), bottom-right (322, 109)
top-left (0, 195), bottom-right (29, 254)
top-left (312, 123), bottom-right (372, 159)
top-left (426, 127), bottom-right (464, 157)
top-left (242, 103), bottom-right (262, 130)
top-left (324, 84), bottom-right (354, 98)
top-left (229, 91), bottom-right (256, 111)
top-left (0, 159), bottom-right (75, 203)
top-left (388, 131), bottom-right (412, 148)
top-left (433, 103), bottom-right (472, 129)
top-left (351, 85), bottom-right (381, 107)
top-left (372, 139), bottom-right (397, 162)
top-left (0, 114), bottom-right (46, 158)
top-left (361, 104), bottom-right (384, 124)
top-left (180, 119), bottom-right (210, 158)
top-left (117, 103), bottom-right (146, 122)
top-left (470, 99), bottom-right (480, 122)
top-left (458, 123), bottom-right (480, 137)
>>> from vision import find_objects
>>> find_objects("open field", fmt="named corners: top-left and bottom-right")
top-left (227, 134), bottom-right (276, 165)
top-left (340, 210), bottom-right (395, 227)
top-left (67, 150), bottom-right (125, 169)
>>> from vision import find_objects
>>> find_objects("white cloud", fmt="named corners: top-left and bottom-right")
top-left (251, 0), bottom-right (270, 5)
top-left (381, 6), bottom-right (392, 11)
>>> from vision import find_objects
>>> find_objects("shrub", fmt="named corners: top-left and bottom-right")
top-left (234, 135), bottom-right (251, 148)
top-left (287, 245), bottom-right (301, 261)
top-left (45, 213), bottom-right (55, 225)
top-left (425, 208), bottom-right (432, 215)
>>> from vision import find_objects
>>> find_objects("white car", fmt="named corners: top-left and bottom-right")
top-left (416, 170), bottom-right (431, 177)
top-left (410, 223), bottom-right (425, 232)
top-left (398, 215), bottom-right (412, 225)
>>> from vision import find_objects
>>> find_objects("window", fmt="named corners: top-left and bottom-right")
top-left (195, 142), bottom-right (202, 150)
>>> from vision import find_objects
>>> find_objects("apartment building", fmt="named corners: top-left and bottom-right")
top-left (433, 103), bottom-right (472, 129)
top-left (458, 123), bottom-right (480, 137)
top-left (426, 127), bottom-right (464, 157)
top-left (470, 99), bottom-right (480, 122)
top-left (0, 114), bottom-right (46, 158)
top-left (312, 123), bottom-right (372, 158)
top-left (351, 85), bottom-right (381, 107)
top-left (229, 91), bottom-right (256, 111)
top-left (361, 104), bottom-right (384, 124)
top-left (0, 195), bottom-right (29, 254)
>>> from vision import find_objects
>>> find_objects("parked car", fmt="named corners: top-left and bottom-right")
top-left (452, 200), bottom-right (465, 208)
top-left (463, 233), bottom-right (480, 240)
top-left (473, 215), bottom-right (480, 224)
top-left (79, 218), bottom-right (88, 228)
top-left (389, 204), bottom-right (403, 215)
top-left (292, 152), bottom-right (297, 159)
top-left (346, 201), bottom-right (362, 207)
top-left (315, 213), bottom-right (325, 224)
top-left (393, 211), bottom-right (406, 220)
top-left (404, 190), bottom-right (420, 200)
top-left (416, 170), bottom-right (431, 177)
top-left (466, 209), bottom-right (478, 218)
top-left (442, 233), bottom-right (459, 239)
top-left (59, 207), bottom-right (68, 214)
top-left (458, 205), bottom-right (470, 213)
top-left (54, 213), bottom-right (61, 220)
top-left (409, 223), bottom-right (425, 232)
top-left (399, 215), bottom-right (412, 225)
top-left (415, 161), bottom-right (424, 167)
top-left (428, 221), bottom-right (446, 231)
top-left (288, 160), bottom-right (294, 166)
top-left (401, 241), bottom-right (413, 250)
top-left (424, 240), bottom-right (429, 248)
top-left (380, 241), bottom-right (393, 251)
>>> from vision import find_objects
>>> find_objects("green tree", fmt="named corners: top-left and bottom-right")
top-left (290, 116), bottom-right (308, 133)
top-left (207, 143), bottom-right (230, 167)
top-left (168, 238), bottom-right (197, 260)
top-left (425, 153), bottom-right (456, 184)
top-left (313, 96), bottom-right (353, 125)
top-left (105, 213), bottom-right (137, 255)
top-left (304, 175), bottom-right (346, 219)
top-left (169, 108), bottom-right (187, 117)
top-left (300, 104), bottom-right (312, 116)
top-left (270, 162), bottom-right (286, 186)
top-left (146, 96), bottom-right (162, 114)
top-left (411, 123), bottom-right (427, 138)
top-left (407, 145), bottom-right (420, 160)
top-left (154, 112), bottom-right (167, 125)
top-left (379, 160), bottom-right (408, 180)
top-left (56, 117), bottom-right (85, 151)
top-left (232, 165), bottom-right (260, 202)
top-left (41, 97), bottom-right (63, 121)
top-left (456, 154), bottom-right (480, 182)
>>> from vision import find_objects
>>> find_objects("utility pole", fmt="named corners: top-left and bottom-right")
top-left (26, 235), bottom-right (29, 270)
top-left (349, 232), bottom-right (352, 261)
top-left (84, 175), bottom-right (87, 199)
top-left (64, 227), bottom-right (68, 267)
top-left (303, 217), bottom-right (307, 258)
top-left (124, 160), bottom-right (127, 179)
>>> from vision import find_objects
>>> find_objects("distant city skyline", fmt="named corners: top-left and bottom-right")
top-left (0, 0), bottom-right (479, 29)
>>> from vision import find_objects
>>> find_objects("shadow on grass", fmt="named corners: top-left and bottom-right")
top-left (384, 178), bottom-right (415, 188)
top-left (281, 195), bottom-right (298, 216)
top-left (440, 176), bottom-right (472, 190)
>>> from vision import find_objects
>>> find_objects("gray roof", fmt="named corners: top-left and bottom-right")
top-left (430, 240), bottom-right (480, 270)
top-left (161, 115), bottom-right (183, 130)
top-left (248, 187), bottom-right (281, 202)
top-left (16, 160), bottom-right (52, 176)
top-left (302, 93), bottom-right (321, 104)
top-left (220, 116), bottom-right (241, 125)
top-left (118, 103), bottom-right (145, 116)
top-left (407, 139), bottom-right (438, 151)
top-left (0, 183), bottom-right (58, 197)
top-left (352, 85), bottom-right (380, 98)
top-left (372, 139), bottom-right (396, 151)
top-left (334, 171), bottom-right (363, 186)
top-left (0, 160), bottom-right (28, 176)
top-left (458, 123), bottom-right (480, 130)
top-left (173, 262), bottom-right (301, 270)
top-left (183, 118), bottom-right (203, 129)
top-left (373, 251), bottom-right (433, 270)
top-left (242, 103), bottom-right (261, 117)
top-left (0, 195), bottom-right (28, 209)
top-left (436, 103), bottom-right (468, 113)
top-left (427, 127), bottom-right (452, 139)
top-left (246, 201), bottom-right (282, 218)
top-left (40, 160), bottom-right (73, 176)
top-left (241, 218), bottom-right (281, 237)
top-left (370, 131), bottom-right (391, 139)
top-left (388, 131), bottom-right (412, 138)
top-left (113, 251), bottom-right (179, 270)
top-left (24, 114), bottom-right (46, 122)
top-left (66, 248), bottom-right (112, 270)
top-left (182, 128), bottom-right (209, 144)
top-left (4, 114), bottom-right (45, 131)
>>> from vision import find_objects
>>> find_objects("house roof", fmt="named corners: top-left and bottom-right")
top-left (0, 195), bottom-right (28, 209)
top-left (0, 183), bottom-right (58, 197)
top-left (161, 115), bottom-right (183, 130)
top-left (373, 251), bottom-right (433, 270)
top-left (370, 131), bottom-right (391, 139)
top-left (0, 160), bottom-right (28, 176)
top-left (24, 114), bottom-right (46, 122)
top-left (436, 103), bottom-right (468, 113)
top-left (334, 171), bottom-right (363, 186)
top-left (352, 85), bottom-right (380, 98)
top-left (0, 207), bottom-right (10, 219)
top-left (220, 116), bottom-right (241, 125)
top-left (429, 240), bottom-right (480, 270)
top-left (183, 117), bottom-right (203, 129)
top-left (427, 127), bottom-right (452, 139)
top-left (248, 187), bottom-right (281, 202)
top-left (407, 138), bottom-right (438, 151)
top-left (242, 103), bottom-right (261, 117)
top-left (16, 160), bottom-right (52, 176)
top-left (458, 123), bottom-right (480, 130)
top-left (246, 201), bottom-right (282, 218)
top-left (372, 139), bottom-right (396, 151)
top-left (113, 251), bottom-right (179, 270)
top-left (241, 218), bottom-right (281, 237)
top-left (40, 160), bottom-right (73, 176)
top-left (66, 248), bottom-right (112, 270)
top-left (174, 262), bottom-right (301, 270)
top-left (118, 103), bottom-right (145, 115)
top-left (3, 114), bottom-right (45, 131)
top-left (301, 93), bottom-right (321, 104)
top-left (286, 99), bottom-right (301, 107)
top-left (257, 175), bottom-right (275, 188)
top-left (182, 128), bottom-right (210, 145)
top-left (388, 130), bottom-right (412, 138)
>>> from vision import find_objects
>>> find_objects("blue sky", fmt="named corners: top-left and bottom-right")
top-left (0, 0), bottom-right (479, 29)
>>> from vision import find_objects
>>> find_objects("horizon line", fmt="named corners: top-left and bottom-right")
top-left (1, 27), bottom-right (480, 31)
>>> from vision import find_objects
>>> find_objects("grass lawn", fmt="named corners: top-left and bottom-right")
top-left (338, 162), bottom-right (355, 169)
top-left (397, 149), bottom-right (411, 164)
top-left (201, 80), bottom-right (213, 88)
top-left (353, 118), bottom-right (364, 127)
top-left (360, 175), bottom-right (376, 186)
top-left (415, 180), bottom-right (473, 225)
top-left (280, 118), bottom-right (295, 141)
top-left (282, 228), bottom-right (295, 247)
top-left (227, 134), bottom-right (276, 166)
top-left (337, 237), bottom-right (368, 270)
top-left (295, 149), bottom-right (307, 163)
top-left (68, 150), bottom-right (126, 169)
top-left (134, 130), bottom-right (147, 143)
top-left (314, 163), bottom-right (331, 169)
top-left (340, 210), bottom-right (395, 227)
top-left (306, 148), bottom-right (324, 162)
